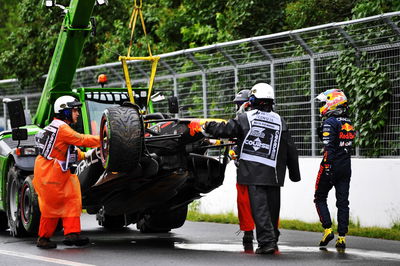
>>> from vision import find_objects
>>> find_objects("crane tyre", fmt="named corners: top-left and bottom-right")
top-left (20, 175), bottom-right (41, 234)
top-left (137, 205), bottom-right (188, 233)
top-left (6, 165), bottom-right (27, 237)
top-left (0, 211), bottom-right (8, 231)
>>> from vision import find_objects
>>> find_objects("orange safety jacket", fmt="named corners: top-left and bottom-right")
top-left (33, 119), bottom-right (100, 218)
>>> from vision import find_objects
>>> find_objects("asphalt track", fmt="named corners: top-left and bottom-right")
top-left (0, 213), bottom-right (399, 266)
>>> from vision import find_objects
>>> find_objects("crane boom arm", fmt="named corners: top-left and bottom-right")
top-left (33, 0), bottom-right (96, 127)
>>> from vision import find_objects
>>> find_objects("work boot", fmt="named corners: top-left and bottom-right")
top-left (242, 230), bottom-right (254, 245)
top-left (63, 233), bottom-right (90, 246)
top-left (319, 228), bottom-right (334, 246)
top-left (255, 243), bottom-right (276, 255)
top-left (335, 236), bottom-right (346, 249)
top-left (37, 237), bottom-right (57, 249)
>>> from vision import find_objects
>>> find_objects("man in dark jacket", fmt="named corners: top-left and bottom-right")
top-left (195, 83), bottom-right (301, 254)
top-left (231, 89), bottom-right (255, 246)
top-left (315, 89), bottom-right (355, 250)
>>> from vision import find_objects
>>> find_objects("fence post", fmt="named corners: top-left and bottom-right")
top-left (270, 62), bottom-right (275, 90)
top-left (202, 72), bottom-right (207, 118)
top-left (25, 95), bottom-right (29, 110)
top-left (234, 67), bottom-right (238, 91)
top-left (173, 76), bottom-right (179, 118)
top-left (310, 57), bottom-right (316, 156)
top-left (3, 103), bottom-right (7, 131)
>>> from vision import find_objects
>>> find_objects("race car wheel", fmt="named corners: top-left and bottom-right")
top-left (137, 205), bottom-right (188, 233)
top-left (20, 175), bottom-right (40, 234)
top-left (6, 165), bottom-right (27, 237)
top-left (96, 207), bottom-right (126, 230)
top-left (100, 105), bottom-right (144, 172)
top-left (0, 211), bottom-right (8, 231)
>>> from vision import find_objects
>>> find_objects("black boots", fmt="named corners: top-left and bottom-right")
top-left (37, 234), bottom-right (89, 249)
top-left (242, 230), bottom-right (254, 245)
top-left (37, 237), bottom-right (57, 249)
top-left (255, 243), bottom-right (276, 254)
top-left (63, 233), bottom-right (90, 246)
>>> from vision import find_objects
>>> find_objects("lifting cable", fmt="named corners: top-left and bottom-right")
top-left (127, 0), bottom-right (152, 57)
top-left (120, 0), bottom-right (159, 108)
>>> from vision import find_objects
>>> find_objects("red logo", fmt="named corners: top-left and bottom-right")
top-left (341, 123), bottom-right (354, 132)
top-left (339, 132), bottom-right (355, 139)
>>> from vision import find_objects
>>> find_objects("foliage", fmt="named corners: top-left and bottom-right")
top-left (1, 0), bottom-right (400, 89)
top-left (187, 210), bottom-right (239, 224)
top-left (0, 0), bottom-right (64, 89)
top-left (285, 0), bottom-right (356, 30)
top-left (392, 221), bottom-right (400, 231)
top-left (327, 49), bottom-right (391, 156)
top-left (0, 0), bottom-right (18, 80)
top-left (351, 0), bottom-right (400, 19)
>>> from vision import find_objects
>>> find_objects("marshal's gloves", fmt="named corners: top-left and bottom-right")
top-left (229, 149), bottom-right (238, 161)
top-left (188, 120), bottom-right (208, 136)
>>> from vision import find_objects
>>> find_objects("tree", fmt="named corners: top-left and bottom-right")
top-left (0, 0), bottom-right (66, 88)
top-left (285, 0), bottom-right (356, 30)
top-left (0, 0), bottom-right (19, 80)
top-left (1, 0), bottom-right (399, 87)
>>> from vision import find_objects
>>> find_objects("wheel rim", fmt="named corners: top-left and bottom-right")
top-left (20, 183), bottom-right (31, 224)
top-left (100, 120), bottom-right (109, 167)
top-left (9, 179), bottom-right (19, 222)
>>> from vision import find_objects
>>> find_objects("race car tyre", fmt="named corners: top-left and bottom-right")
top-left (96, 207), bottom-right (126, 230)
top-left (100, 105), bottom-right (144, 172)
top-left (0, 211), bottom-right (8, 231)
top-left (6, 165), bottom-right (27, 237)
top-left (137, 205), bottom-right (188, 233)
top-left (20, 175), bottom-right (41, 234)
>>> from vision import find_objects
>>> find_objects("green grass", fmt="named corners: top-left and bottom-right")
top-left (187, 210), bottom-right (400, 241)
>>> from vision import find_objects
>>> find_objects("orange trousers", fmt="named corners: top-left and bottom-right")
top-left (236, 184), bottom-right (255, 231)
top-left (38, 216), bottom-right (81, 238)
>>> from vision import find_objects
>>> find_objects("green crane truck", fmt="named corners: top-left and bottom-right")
top-left (0, 0), bottom-right (229, 237)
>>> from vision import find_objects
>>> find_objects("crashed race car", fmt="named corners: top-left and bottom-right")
top-left (0, 89), bottom-right (230, 236)
top-left (76, 92), bottom-right (230, 232)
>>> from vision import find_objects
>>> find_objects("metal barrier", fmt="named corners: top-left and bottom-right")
top-left (1, 12), bottom-right (400, 157)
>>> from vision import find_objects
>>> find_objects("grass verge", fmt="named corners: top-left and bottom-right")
top-left (187, 210), bottom-right (400, 241)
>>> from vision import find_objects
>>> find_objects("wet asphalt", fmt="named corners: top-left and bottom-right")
top-left (0, 213), bottom-right (399, 266)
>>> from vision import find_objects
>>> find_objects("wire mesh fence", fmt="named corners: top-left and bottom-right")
top-left (1, 12), bottom-right (400, 157)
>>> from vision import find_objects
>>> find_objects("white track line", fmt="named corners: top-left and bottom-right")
top-left (175, 243), bottom-right (400, 261)
top-left (0, 249), bottom-right (95, 266)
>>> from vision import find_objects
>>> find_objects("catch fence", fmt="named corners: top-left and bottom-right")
top-left (1, 12), bottom-right (400, 157)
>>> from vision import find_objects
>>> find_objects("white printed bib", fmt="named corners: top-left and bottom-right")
top-left (240, 110), bottom-right (282, 168)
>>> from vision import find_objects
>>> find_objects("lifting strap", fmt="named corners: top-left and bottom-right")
top-left (120, 0), bottom-right (159, 109)
top-left (127, 0), bottom-right (152, 57)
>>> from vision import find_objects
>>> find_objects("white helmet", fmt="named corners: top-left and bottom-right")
top-left (54, 96), bottom-right (82, 114)
top-left (250, 83), bottom-right (274, 100)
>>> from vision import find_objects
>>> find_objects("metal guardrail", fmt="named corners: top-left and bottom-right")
top-left (1, 12), bottom-right (400, 157)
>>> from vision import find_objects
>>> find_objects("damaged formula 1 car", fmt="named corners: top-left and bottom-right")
top-left (0, 88), bottom-right (231, 237)
top-left (1, 89), bottom-right (230, 236)
top-left (77, 96), bottom-right (230, 232)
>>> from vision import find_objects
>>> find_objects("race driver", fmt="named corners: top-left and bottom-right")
top-left (314, 89), bottom-right (355, 249)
